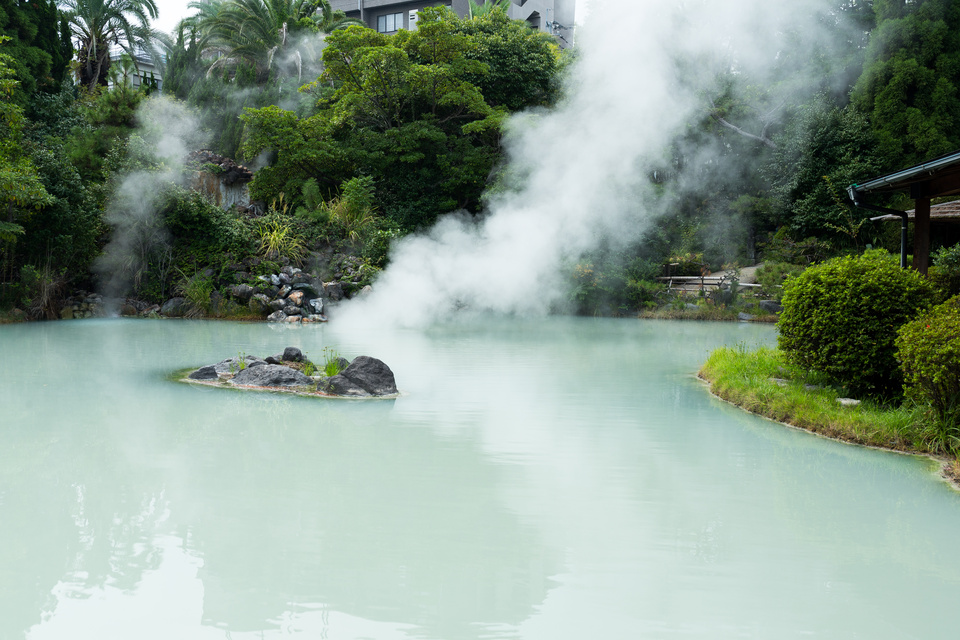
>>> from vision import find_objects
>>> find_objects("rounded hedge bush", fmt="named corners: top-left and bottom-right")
top-left (896, 295), bottom-right (960, 438)
top-left (777, 249), bottom-right (934, 398)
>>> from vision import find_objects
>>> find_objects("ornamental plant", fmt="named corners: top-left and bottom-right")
top-left (896, 295), bottom-right (960, 451)
top-left (777, 249), bottom-right (934, 398)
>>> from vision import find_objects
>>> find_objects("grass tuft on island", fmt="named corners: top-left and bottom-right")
top-left (699, 345), bottom-right (960, 485)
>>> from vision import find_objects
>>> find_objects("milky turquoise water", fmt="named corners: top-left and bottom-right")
top-left (1, 317), bottom-right (959, 639)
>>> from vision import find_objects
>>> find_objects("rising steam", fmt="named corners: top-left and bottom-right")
top-left (94, 98), bottom-right (206, 299)
top-left (339, 0), bottom-right (848, 327)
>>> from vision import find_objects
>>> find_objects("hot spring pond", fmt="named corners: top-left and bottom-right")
top-left (1, 317), bottom-right (959, 639)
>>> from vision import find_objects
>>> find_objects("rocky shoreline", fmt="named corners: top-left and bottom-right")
top-left (181, 347), bottom-right (399, 398)
top-left (50, 255), bottom-right (375, 323)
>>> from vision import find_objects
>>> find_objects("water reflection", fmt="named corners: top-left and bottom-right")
top-left (1, 318), bottom-right (960, 639)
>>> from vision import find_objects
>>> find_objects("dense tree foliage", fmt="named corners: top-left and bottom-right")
top-left (241, 7), bottom-right (558, 230)
top-left (854, 0), bottom-right (960, 169)
top-left (0, 0), bottom-right (71, 102)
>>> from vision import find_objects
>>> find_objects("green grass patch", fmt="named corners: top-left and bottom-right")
top-left (699, 345), bottom-right (948, 457)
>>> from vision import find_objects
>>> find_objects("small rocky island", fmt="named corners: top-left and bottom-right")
top-left (182, 347), bottom-right (398, 398)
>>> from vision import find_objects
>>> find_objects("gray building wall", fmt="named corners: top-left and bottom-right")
top-left (329, 0), bottom-right (575, 47)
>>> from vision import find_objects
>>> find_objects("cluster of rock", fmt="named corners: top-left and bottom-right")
top-left (54, 250), bottom-right (381, 322)
top-left (186, 149), bottom-right (254, 186)
top-left (186, 347), bottom-right (398, 398)
top-left (60, 292), bottom-right (106, 320)
top-left (243, 265), bottom-right (328, 323)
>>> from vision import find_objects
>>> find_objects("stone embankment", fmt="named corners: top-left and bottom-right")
top-left (55, 254), bottom-right (375, 323)
top-left (184, 347), bottom-right (398, 398)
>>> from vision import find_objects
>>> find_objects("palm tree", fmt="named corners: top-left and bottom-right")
top-left (467, 0), bottom-right (512, 19)
top-left (185, 0), bottom-right (362, 83)
top-left (60, 0), bottom-right (160, 91)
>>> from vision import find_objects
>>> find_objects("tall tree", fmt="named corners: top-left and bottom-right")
top-left (60, 0), bottom-right (159, 91)
top-left (0, 0), bottom-right (71, 102)
top-left (184, 0), bottom-right (362, 83)
top-left (853, 0), bottom-right (960, 168)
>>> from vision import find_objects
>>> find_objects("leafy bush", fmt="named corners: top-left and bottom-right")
top-left (896, 295), bottom-right (960, 451)
top-left (755, 261), bottom-right (805, 301)
top-left (778, 249), bottom-right (935, 398)
top-left (928, 243), bottom-right (960, 300)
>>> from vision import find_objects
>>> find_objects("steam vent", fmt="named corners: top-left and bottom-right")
top-left (183, 347), bottom-right (399, 398)
top-left (187, 149), bottom-right (253, 209)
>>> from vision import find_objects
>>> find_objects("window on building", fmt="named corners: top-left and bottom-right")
top-left (377, 12), bottom-right (403, 33)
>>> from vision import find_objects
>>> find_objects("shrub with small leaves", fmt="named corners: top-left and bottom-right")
top-left (896, 295), bottom-right (960, 449)
top-left (777, 249), bottom-right (934, 398)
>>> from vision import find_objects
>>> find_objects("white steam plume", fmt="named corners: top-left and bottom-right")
top-left (94, 97), bottom-right (206, 299)
top-left (339, 0), bottom-right (845, 328)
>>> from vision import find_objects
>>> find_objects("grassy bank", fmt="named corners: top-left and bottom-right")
top-left (699, 345), bottom-right (960, 482)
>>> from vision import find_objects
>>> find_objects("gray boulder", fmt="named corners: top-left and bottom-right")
top-left (323, 281), bottom-right (344, 301)
top-left (188, 365), bottom-right (219, 380)
top-left (266, 310), bottom-right (287, 322)
top-left (230, 284), bottom-right (255, 302)
top-left (283, 347), bottom-right (305, 362)
top-left (214, 355), bottom-right (265, 374)
top-left (294, 282), bottom-right (321, 298)
top-left (248, 293), bottom-right (271, 315)
top-left (759, 300), bottom-right (784, 314)
top-left (160, 297), bottom-right (187, 317)
top-left (268, 298), bottom-right (286, 312)
top-left (308, 297), bottom-right (324, 314)
top-left (323, 355), bottom-right (397, 396)
top-left (283, 305), bottom-right (302, 316)
top-left (321, 374), bottom-right (371, 397)
top-left (231, 364), bottom-right (313, 387)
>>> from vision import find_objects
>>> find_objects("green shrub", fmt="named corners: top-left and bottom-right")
top-left (777, 249), bottom-right (935, 398)
top-left (755, 261), bottom-right (805, 302)
top-left (896, 295), bottom-right (960, 451)
top-left (928, 243), bottom-right (960, 300)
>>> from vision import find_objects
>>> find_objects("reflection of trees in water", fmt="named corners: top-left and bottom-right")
top-left (0, 377), bottom-right (557, 640)
top-left (0, 412), bottom-right (171, 638)
top-left (172, 397), bottom-right (557, 639)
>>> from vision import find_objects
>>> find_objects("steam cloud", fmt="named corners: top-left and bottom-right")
top-left (340, 0), bottom-right (849, 328)
top-left (94, 97), bottom-right (206, 299)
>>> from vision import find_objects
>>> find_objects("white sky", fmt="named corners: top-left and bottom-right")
top-left (151, 0), bottom-right (590, 35)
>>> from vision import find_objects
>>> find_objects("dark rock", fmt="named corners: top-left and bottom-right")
top-left (283, 305), bottom-right (302, 316)
top-left (188, 365), bottom-right (219, 380)
top-left (265, 355), bottom-right (283, 365)
top-left (248, 293), bottom-right (271, 315)
top-left (337, 356), bottom-right (398, 396)
top-left (286, 290), bottom-right (304, 306)
top-left (293, 282), bottom-right (321, 298)
top-left (292, 273), bottom-right (312, 285)
top-left (268, 299), bottom-right (286, 312)
top-left (230, 283), bottom-right (254, 302)
top-left (277, 284), bottom-right (292, 298)
top-left (321, 375), bottom-right (371, 397)
top-left (161, 297), bottom-right (187, 317)
top-left (282, 347), bottom-right (305, 362)
top-left (759, 300), bottom-right (783, 314)
top-left (232, 364), bottom-right (313, 387)
top-left (120, 304), bottom-right (138, 317)
top-left (308, 298), bottom-right (324, 314)
top-left (278, 273), bottom-right (292, 285)
top-left (738, 312), bottom-right (755, 322)
top-left (323, 281), bottom-right (344, 301)
top-left (266, 310), bottom-right (287, 322)
top-left (213, 356), bottom-right (264, 374)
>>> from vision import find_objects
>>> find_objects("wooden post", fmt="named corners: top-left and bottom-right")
top-left (913, 196), bottom-right (931, 275)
